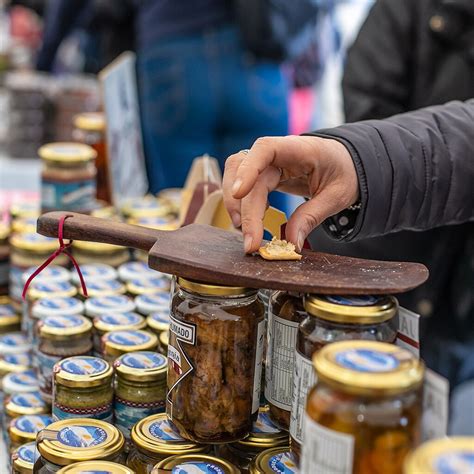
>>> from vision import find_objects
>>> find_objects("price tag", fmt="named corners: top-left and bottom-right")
top-left (396, 306), bottom-right (420, 357)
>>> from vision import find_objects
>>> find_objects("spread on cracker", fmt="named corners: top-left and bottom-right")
top-left (258, 237), bottom-right (302, 261)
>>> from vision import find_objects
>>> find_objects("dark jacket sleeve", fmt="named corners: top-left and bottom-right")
top-left (308, 100), bottom-right (474, 240)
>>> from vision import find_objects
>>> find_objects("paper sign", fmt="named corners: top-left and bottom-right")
top-left (396, 306), bottom-right (420, 357)
top-left (422, 368), bottom-right (449, 441)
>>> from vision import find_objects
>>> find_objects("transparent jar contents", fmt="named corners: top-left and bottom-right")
top-left (265, 291), bottom-right (305, 430)
top-left (168, 283), bottom-right (265, 443)
top-left (302, 380), bottom-right (422, 474)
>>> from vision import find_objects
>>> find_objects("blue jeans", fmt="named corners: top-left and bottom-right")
top-left (137, 26), bottom-right (289, 192)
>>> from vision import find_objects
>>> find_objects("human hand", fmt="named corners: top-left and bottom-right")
top-left (223, 135), bottom-right (359, 253)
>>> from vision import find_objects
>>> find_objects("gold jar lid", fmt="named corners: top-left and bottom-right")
top-left (72, 240), bottom-right (126, 254)
top-left (90, 205), bottom-right (119, 220)
top-left (0, 353), bottom-right (32, 376)
top-left (114, 351), bottom-right (167, 382)
top-left (121, 195), bottom-right (169, 218)
top-left (159, 331), bottom-right (169, 350)
top-left (177, 277), bottom-right (256, 297)
top-left (313, 340), bottom-right (424, 396)
top-left (305, 294), bottom-right (398, 324)
top-left (27, 281), bottom-right (77, 301)
top-left (73, 112), bottom-right (106, 132)
top-left (39, 315), bottom-right (92, 340)
top-left (11, 217), bottom-right (36, 234)
top-left (0, 297), bottom-right (21, 329)
top-left (154, 454), bottom-right (240, 474)
top-left (126, 277), bottom-right (170, 296)
top-left (37, 418), bottom-right (124, 466)
top-left (38, 142), bottom-right (97, 163)
top-left (58, 461), bottom-right (134, 474)
top-left (10, 232), bottom-right (58, 252)
top-left (5, 391), bottom-right (49, 417)
top-left (404, 437), bottom-right (474, 474)
top-left (9, 414), bottom-right (53, 445)
top-left (147, 310), bottom-right (170, 333)
top-left (10, 202), bottom-right (39, 220)
top-left (249, 446), bottom-right (296, 474)
top-left (54, 356), bottom-right (113, 388)
top-left (94, 312), bottom-right (146, 334)
top-left (103, 330), bottom-right (158, 357)
top-left (11, 441), bottom-right (40, 474)
top-left (78, 279), bottom-right (126, 298)
top-left (131, 413), bottom-right (205, 457)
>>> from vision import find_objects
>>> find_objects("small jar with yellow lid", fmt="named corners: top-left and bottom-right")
top-left (265, 291), bottom-right (305, 430)
top-left (127, 413), bottom-right (210, 474)
top-left (34, 418), bottom-right (125, 473)
top-left (70, 263), bottom-right (117, 286)
top-left (0, 222), bottom-right (10, 295)
top-left (135, 292), bottom-right (170, 316)
top-left (249, 446), bottom-right (296, 474)
top-left (11, 441), bottom-right (40, 474)
top-left (39, 142), bottom-right (97, 212)
top-left (72, 112), bottom-right (110, 204)
top-left (290, 294), bottom-right (398, 459)
top-left (404, 436), bottom-right (474, 474)
top-left (77, 279), bottom-right (126, 300)
top-left (84, 295), bottom-right (136, 319)
top-left (217, 405), bottom-right (289, 472)
top-left (72, 241), bottom-right (129, 268)
top-left (0, 332), bottom-right (31, 355)
top-left (153, 454), bottom-right (240, 474)
top-left (93, 312), bottom-right (146, 356)
top-left (146, 310), bottom-right (170, 337)
top-left (0, 353), bottom-right (33, 380)
top-left (102, 330), bottom-right (158, 363)
top-left (300, 341), bottom-right (424, 474)
top-left (0, 296), bottom-right (21, 334)
top-left (168, 278), bottom-right (265, 444)
top-left (4, 391), bottom-right (49, 434)
top-left (118, 261), bottom-right (158, 284)
top-left (38, 315), bottom-right (93, 403)
top-left (114, 351), bottom-right (167, 443)
top-left (121, 195), bottom-right (170, 219)
top-left (158, 331), bottom-right (168, 356)
top-left (126, 278), bottom-right (170, 298)
top-left (52, 356), bottom-right (113, 422)
top-left (57, 461), bottom-right (134, 474)
top-left (8, 414), bottom-right (53, 452)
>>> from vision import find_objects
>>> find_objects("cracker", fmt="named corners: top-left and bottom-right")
top-left (258, 237), bottom-right (302, 261)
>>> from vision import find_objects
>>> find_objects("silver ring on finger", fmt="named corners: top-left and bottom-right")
top-left (239, 149), bottom-right (250, 155)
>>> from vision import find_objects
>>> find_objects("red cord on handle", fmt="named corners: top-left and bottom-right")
top-left (22, 214), bottom-right (88, 299)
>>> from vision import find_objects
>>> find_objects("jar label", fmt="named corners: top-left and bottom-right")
top-left (435, 451), bottom-right (474, 474)
top-left (59, 356), bottom-right (108, 375)
top-left (265, 314), bottom-right (299, 410)
top-left (334, 349), bottom-right (399, 373)
top-left (56, 425), bottom-right (108, 447)
top-left (36, 297), bottom-right (82, 311)
top-left (90, 295), bottom-right (130, 308)
top-left (99, 312), bottom-right (142, 326)
top-left (10, 391), bottom-right (44, 408)
top-left (14, 414), bottom-right (52, 433)
top-left (53, 403), bottom-right (113, 423)
top-left (289, 351), bottom-right (317, 444)
top-left (120, 351), bottom-right (166, 369)
top-left (80, 263), bottom-right (116, 278)
top-left (148, 418), bottom-right (185, 441)
top-left (267, 452), bottom-right (298, 473)
top-left (87, 279), bottom-right (123, 291)
top-left (17, 442), bottom-right (39, 463)
top-left (137, 292), bottom-right (170, 307)
top-left (9, 370), bottom-right (38, 386)
top-left (29, 281), bottom-right (73, 293)
top-left (3, 352), bottom-right (32, 367)
top-left (172, 463), bottom-right (224, 474)
top-left (119, 261), bottom-right (155, 278)
top-left (300, 415), bottom-right (354, 474)
top-left (42, 179), bottom-right (96, 211)
top-left (130, 277), bottom-right (169, 290)
top-left (252, 319), bottom-right (266, 413)
top-left (253, 411), bottom-right (281, 434)
top-left (43, 315), bottom-right (84, 328)
top-left (396, 306), bottom-right (420, 357)
top-left (0, 332), bottom-right (28, 347)
top-left (106, 330), bottom-right (152, 346)
top-left (325, 295), bottom-right (380, 306)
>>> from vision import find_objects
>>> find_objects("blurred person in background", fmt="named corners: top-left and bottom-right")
top-left (312, 0), bottom-right (474, 434)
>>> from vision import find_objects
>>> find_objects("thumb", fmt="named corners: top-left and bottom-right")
top-left (285, 191), bottom-right (344, 251)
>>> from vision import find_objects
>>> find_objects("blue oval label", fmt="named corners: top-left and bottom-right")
top-left (106, 330), bottom-right (151, 346)
top-left (9, 370), bottom-right (38, 386)
top-left (4, 353), bottom-right (33, 366)
top-left (137, 293), bottom-right (170, 307)
top-left (130, 277), bottom-right (168, 290)
top-left (435, 452), bottom-right (474, 474)
top-left (120, 351), bottom-right (166, 370)
top-left (17, 442), bottom-right (39, 463)
top-left (57, 425), bottom-right (108, 447)
top-left (80, 263), bottom-right (116, 277)
top-left (37, 297), bottom-right (82, 311)
top-left (90, 295), bottom-right (131, 308)
top-left (335, 349), bottom-right (400, 373)
top-left (87, 280), bottom-right (123, 291)
top-left (31, 281), bottom-right (73, 293)
top-left (20, 233), bottom-right (55, 243)
top-left (136, 216), bottom-right (170, 226)
top-left (10, 391), bottom-right (45, 408)
top-left (43, 315), bottom-right (84, 328)
top-left (59, 357), bottom-right (108, 375)
top-left (148, 419), bottom-right (185, 442)
top-left (325, 295), bottom-right (380, 306)
top-left (14, 414), bottom-right (52, 433)
top-left (98, 312), bottom-right (142, 326)
top-left (120, 261), bottom-right (153, 275)
top-left (25, 265), bottom-right (67, 280)
top-left (172, 463), bottom-right (224, 474)
top-left (0, 332), bottom-right (28, 346)
top-left (253, 411), bottom-right (281, 435)
top-left (149, 311), bottom-right (170, 325)
top-left (268, 452), bottom-right (298, 473)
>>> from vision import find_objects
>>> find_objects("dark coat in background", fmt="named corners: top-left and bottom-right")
top-left (311, 0), bottom-right (474, 387)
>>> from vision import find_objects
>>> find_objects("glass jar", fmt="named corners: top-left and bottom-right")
top-left (168, 278), bottom-right (265, 444)
top-left (0, 222), bottom-right (10, 296)
top-left (38, 315), bottom-right (93, 403)
top-left (114, 351), bottom-right (167, 444)
top-left (8, 414), bottom-right (53, 452)
top-left (127, 413), bottom-right (209, 474)
top-left (102, 330), bottom-right (158, 364)
top-left (217, 405), bottom-right (289, 473)
top-left (4, 391), bottom-right (49, 432)
top-left (301, 341), bottom-right (424, 474)
top-left (72, 241), bottom-right (129, 268)
top-left (11, 441), bottom-right (40, 474)
top-left (290, 294), bottom-right (399, 461)
top-left (38, 142), bottom-right (97, 213)
top-left (58, 461), bottom-right (134, 474)
top-left (84, 295), bottom-right (136, 319)
top-left (126, 277), bottom-right (170, 298)
top-left (0, 297), bottom-right (21, 334)
top-left (70, 263), bottom-right (117, 286)
top-left (265, 291), bottom-right (305, 430)
top-left (118, 261), bottom-right (158, 284)
top-left (34, 418), bottom-right (125, 473)
top-left (404, 436), bottom-right (474, 474)
top-left (77, 279), bottom-right (126, 300)
top-left (73, 112), bottom-right (110, 203)
top-left (135, 292), bottom-right (170, 316)
top-left (158, 331), bottom-right (168, 356)
top-left (93, 312), bottom-right (146, 356)
top-left (146, 310), bottom-right (170, 337)
top-left (52, 356), bottom-right (113, 422)
top-left (153, 454), bottom-right (240, 474)
top-left (249, 446), bottom-right (296, 474)
top-left (0, 332), bottom-right (31, 355)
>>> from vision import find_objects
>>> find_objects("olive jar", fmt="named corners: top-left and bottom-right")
top-left (167, 277), bottom-right (265, 444)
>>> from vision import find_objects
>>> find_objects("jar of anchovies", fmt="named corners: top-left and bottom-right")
top-left (72, 241), bottom-right (129, 268)
top-left (0, 296), bottom-right (21, 334)
top-left (77, 279), bottom-right (126, 300)
top-left (154, 454), bottom-right (240, 474)
top-left (290, 294), bottom-right (399, 463)
top-left (102, 330), bottom-right (158, 364)
top-left (11, 441), bottom-right (40, 474)
top-left (38, 315), bottom-right (93, 403)
top-left (126, 278), bottom-right (170, 298)
top-left (118, 261), bottom-right (160, 284)
top-left (35, 418), bottom-right (125, 473)
top-left (135, 292), bottom-right (170, 316)
top-left (249, 447), bottom-right (297, 474)
top-left (84, 295), bottom-right (136, 319)
top-left (9, 414), bottom-right (53, 452)
top-left (114, 351), bottom-right (167, 444)
top-left (301, 341), bottom-right (424, 474)
top-left (127, 413), bottom-right (210, 474)
top-left (70, 263), bottom-right (117, 286)
top-left (52, 356), bottom-right (113, 422)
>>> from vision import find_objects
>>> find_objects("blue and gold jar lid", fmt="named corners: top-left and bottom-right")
top-left (70, 263), bottom-right (117, 285)
top-left (78, 279), bottom-right (126, 298)
top-left (9, 414), bottom-right (53, 445)
top-left (5, 391), bottom-right (49, 417)
top-left (114, 351), bottom-right (167, 382)
top-left (126, 277), bottom-right (170, 296)
top-left (154, 454), bottom-right (240, 474)
top-left (135, 292), bottom-right (170, 315)
top-left (32, 297), bottom-right (84, 319)
top-left (0, 332), bottom-right (31, 354)
top-left (103, 330), bottom-right (158, 357)
top-left (85, 295), bottom-right (135, 318)
top-left (94, 312), bottom-right (146, 333)
top-left (39, 314), bottom-right (92, 340)
top-left (249, 446), bottom-right (297, 474)
top-left (11, 441), bottom-right (40, 473)
top-left (118, 261), bottom-right (159, 283)
top-left (54, 356), bottom-right (112, 388)
top-left (58, 461), bottom-right (134, 474)
top-left (27, 281), bottom-right (77, 301)
top-left (147, 310), bottom-right (170, 333)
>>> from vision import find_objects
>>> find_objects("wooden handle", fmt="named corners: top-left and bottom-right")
top-left (37, 212), bottom-right (160, 251)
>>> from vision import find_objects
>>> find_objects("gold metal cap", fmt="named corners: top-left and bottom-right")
top-left (37, 418), bottom-right (124, 466)
top-left (114, 351), bottom-right (167, 382)
top-left (58, 461), bottom-right (133, 474)
top-left (103, 330), bottom-right (158, 357)
top-left (305, 295), bottom-right (398, 324)
top-left (404, 437), bottom-right (474, 474)
top-left (127, 215), bottom-right (178, 230)
top-left (121, 195), bottom-right (169, 218)
top-left (54, 356), bottom-right (113, 388)
top-left (126, 277), bottom-right (170, 296)
top-left (11, 217), bottom-right (37, 234)
top-left (38, 142), bottom-right (97, 163)
top-left (73, 112), bottom-right (106, 132)
top-left (313, 340), bottom-right (424, 396)
top-left (0, 353), bottom-right (32, 376)
top-left (0, 297), bottom-right (21, 329)
top-left (27, 281), bottom-right (77, 301)
top-left (5, 391), bottom-right (49, 417)
top-left (10, 233), bottom-right (57, 252)
top-left (94, 312), bottom-right (146, 334)
top-left (11, 442), bottom-right (39, 474)
top-left (154, 454), bottom-right (239, 473)
top-left (9, 414), bottom-right (53, 445)
top-left (177, 277), bottom-right (255, 297)
top-left (78, 279), bottom-right (126, 298)
top-left (147, 311), bottom-right (170, 333)
top-left (39, 315), bottom-right (92, 340)
top-left (249, 446), bottom-right (295, 474)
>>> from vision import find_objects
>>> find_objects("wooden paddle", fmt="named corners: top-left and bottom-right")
top-left (37, 212), bottom-right (429, 294)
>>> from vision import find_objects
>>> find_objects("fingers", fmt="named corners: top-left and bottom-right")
top-left (223, 153), bottom-right (244, 227)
